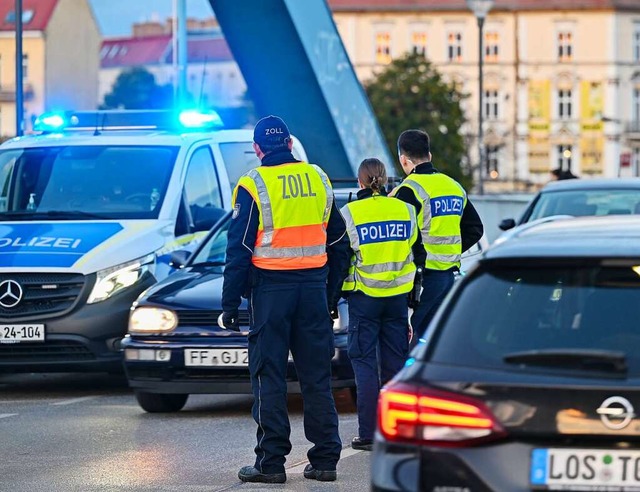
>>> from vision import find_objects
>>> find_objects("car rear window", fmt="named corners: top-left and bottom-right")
top-left (430, 263), bottom-right (640, 375)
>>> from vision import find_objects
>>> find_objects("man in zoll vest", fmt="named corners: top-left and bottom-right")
top-left (392, 129), bottom-right (484, 344)
top-left (221, 115), bottom-right (350, 484)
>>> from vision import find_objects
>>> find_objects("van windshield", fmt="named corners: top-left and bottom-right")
top-left (0, 146), bottom-right (178, 220)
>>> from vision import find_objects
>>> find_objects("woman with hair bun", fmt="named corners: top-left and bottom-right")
top-left (339, 158), bottom-right (425, 451)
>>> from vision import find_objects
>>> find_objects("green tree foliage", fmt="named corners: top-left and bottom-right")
top-left (102, 67), bottom-right (174, 110)
top-left (365, 53), bottom-right (471, 189)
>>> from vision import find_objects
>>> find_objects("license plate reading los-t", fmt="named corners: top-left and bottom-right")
top-left (0, 324), bottom-right (45, 343)
top-left (184, 348), bottom-right (248, 367)
top-left (531, 448), bottom-right (640, 491)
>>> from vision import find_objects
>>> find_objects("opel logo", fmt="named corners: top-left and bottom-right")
top-left (597, 396), bottom-right (635, 430)
top-left (0, 279), bottom-right (23, 309)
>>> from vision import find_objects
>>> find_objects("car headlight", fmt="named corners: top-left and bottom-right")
top-left (128, 306), bottom-right (177, 334)
top-left (87, 254), bottom-right (156, 304)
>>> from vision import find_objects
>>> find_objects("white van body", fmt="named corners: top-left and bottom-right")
top-left (0, 111), bottom-right (307, 372)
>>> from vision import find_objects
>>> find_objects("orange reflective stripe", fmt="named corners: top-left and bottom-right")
top-left (253, 255), bottom-right (327, 270)
top-left (272, 224), bottom-right (327, 248)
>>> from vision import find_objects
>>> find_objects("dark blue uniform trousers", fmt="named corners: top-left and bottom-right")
top-left (347, 292), bottom-right (409, 441)
top-left (410, 269), bottom-right (455, 346)
top-left (248, 279), bottom-right (341, 474)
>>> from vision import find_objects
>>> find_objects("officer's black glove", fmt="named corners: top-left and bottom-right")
top-left (408, 267), bottom-right (424, 309)
top-left (329, 301), bottom-right (339, 320)
top-left (327, 291), bottom-right (339, 320)
top-left (218, 310), bottom-right (240, 332)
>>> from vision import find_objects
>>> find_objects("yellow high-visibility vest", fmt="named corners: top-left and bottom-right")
top-left (234, 162), bottom-right (332, 270)
top-left (341, 195), bottom-right (417, 297)
top-left (393, 173), bottom-right (466, 271)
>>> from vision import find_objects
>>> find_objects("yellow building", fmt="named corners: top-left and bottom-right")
top-left (329, 0), bottom-right (640, 189)
top-left (0, 0), bottom-right (100, 137)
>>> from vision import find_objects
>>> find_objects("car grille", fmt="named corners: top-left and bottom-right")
top-left (0, 273), bottom-right (86, 320)
top-left (177, 310), bottom-right (251, 327)
top-left (0, 340), bottom-right (95, 362)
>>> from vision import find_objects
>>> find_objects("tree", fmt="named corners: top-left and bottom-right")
top-left (365, 53), bottom-right (471, 189)
top-left (102, 67), bottom-right (174, 110)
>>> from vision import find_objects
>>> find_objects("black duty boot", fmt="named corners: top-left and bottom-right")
top-left (238, 465), bottom-right (286, 484)
top-left (351, 436), bottom-right (373, 451)
top-left (303, 464), bottom-right (337, 482)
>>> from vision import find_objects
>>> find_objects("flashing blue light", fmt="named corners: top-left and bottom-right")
top-left (404, 357), bottom-right (416, 367)
top-left (178, 109), bottom-right (223, 130)
top-left (34, 112), bottom-right (67, 132)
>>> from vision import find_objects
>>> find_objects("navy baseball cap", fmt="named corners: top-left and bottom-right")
top-left (253, 115), bottom-right (291, 150)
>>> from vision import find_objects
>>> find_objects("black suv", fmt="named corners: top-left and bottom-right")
top-left (372, 215), bottom-right (640, 492)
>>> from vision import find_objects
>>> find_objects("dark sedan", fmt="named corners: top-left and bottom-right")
top-left (372, 215), bottom-right (640, 492)
top-left (121, 212), bottom-right (354, 412)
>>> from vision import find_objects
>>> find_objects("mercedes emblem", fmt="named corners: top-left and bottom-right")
top-left (0, 279), bottom-right (23, 309)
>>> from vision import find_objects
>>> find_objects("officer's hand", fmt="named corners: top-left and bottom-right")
top-left (407, 293), bottom-right (418, 310)
top-left (218, 310), bottom-right (240, 332)
top-left (329, 302), bottom-right (339, 320)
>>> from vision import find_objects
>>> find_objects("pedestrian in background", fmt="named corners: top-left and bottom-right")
top-left (550, 167), bottom-right (579, 181)
top-left (220, 115), bottom-right (350, 484)
top-left (340, 158), bottom-right (425, 451)
top-left (392, 129), bottom-right (483, 343)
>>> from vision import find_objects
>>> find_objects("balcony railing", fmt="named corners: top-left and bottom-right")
top-left (0, 83), bottom-right (34, 103)
top-left (626, 120), bottom-right (640, 135)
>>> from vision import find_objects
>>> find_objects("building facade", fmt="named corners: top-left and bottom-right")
top-left (99, 22), bottom-right (246, 114)
top-left (329, 0), bottom-right (640, 189)
top-left (0, 0), bottom-right (100, 137)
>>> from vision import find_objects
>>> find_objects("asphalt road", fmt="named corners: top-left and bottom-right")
top-left (0, 373), bottom-right (371, 492)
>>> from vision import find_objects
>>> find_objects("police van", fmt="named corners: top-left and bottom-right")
top-left (0, 109), bottom-right (307, 373)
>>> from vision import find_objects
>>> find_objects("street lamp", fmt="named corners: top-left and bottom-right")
top-left (466, 0), bottom-right (494, 195)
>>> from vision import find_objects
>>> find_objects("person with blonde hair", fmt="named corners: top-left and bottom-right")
top-left (340, 158), bottom-right (425, 451)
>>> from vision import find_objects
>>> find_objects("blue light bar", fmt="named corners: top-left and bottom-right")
top-left (32, 109), bottom-right (225, 134)
top-left (178, 109), bottom-right (224, 129)
top-left (33, 112), bottom-right (68, 132)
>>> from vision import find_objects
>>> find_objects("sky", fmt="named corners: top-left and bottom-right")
top-left (89, 0), bottom-right (214, 37)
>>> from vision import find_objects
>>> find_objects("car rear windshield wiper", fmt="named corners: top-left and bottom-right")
top-left (503, 349), bottom-right (627, 373)
top-left (0, 210), bottom-right (109, 220)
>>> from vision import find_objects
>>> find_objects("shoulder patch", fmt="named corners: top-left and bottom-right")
top-left (232, 203), bottom-right (241, 219)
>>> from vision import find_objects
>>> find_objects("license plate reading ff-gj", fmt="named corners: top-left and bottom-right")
top-left (184, 348), bottom-right (248, 367)
top-left (531, 449), bottom-right (640, 491)
top-left (0, 324), bottom-right (45, 343)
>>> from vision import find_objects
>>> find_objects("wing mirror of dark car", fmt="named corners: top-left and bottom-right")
top-left (169, 249), bottom-right (191, 269)
top-left (499, 218), bottom-right (516, 231)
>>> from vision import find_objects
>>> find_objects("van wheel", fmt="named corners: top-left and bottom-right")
top-left (134, 391), bottom-right (188, 413)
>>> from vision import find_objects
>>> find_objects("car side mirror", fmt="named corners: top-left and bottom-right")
top-left (192, 205), bottom-right (225, 232)
top-left (499, 218), bottom-right (516, 231)
top-left (169, 249), bottom-right (191, 269)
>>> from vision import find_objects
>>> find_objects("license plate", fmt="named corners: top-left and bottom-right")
top-left (0, 324), bottom-right (45, 343)
top-left (531, 448), bottom-right (640, 491)
top-left (184, 348), bottom-right (248, 367)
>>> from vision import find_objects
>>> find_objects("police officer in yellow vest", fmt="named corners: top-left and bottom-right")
top-left (220, 116), bottom-right (350, 484)
top-left (340, 158), bottom-right (425, 451)
top-left (393, 129), bottom-right (484, 340)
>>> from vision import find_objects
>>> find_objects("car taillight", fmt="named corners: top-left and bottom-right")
top-left (378, 383), bottom-right (507, 447)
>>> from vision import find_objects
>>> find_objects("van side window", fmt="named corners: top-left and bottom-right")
top-left (182, 146), bottom-right (225, 233)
